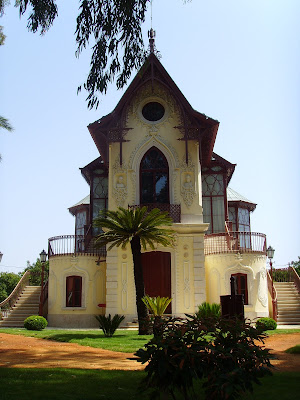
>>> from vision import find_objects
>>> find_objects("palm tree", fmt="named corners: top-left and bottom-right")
top-left (94, 206), bottom-right (175, 335)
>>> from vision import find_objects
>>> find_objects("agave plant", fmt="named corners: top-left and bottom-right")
top-left (95, 314), bottom-right (125, 337)
top-left (142, 295), bottom-right (172, 337)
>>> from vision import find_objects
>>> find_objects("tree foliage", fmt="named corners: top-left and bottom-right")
top-left (0, 271), bottom-right (21, 302)
top-left (24, 258), bottom-right (49, 286)
top-left (291, 256), bottom-right (300, 276)
top-left (9, 0), bottom-right (150, 109)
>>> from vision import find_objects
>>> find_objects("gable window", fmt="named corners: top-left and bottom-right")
top-left (231, 273), bottom-right (248, 305)
top-left (202, 172), bottom-right (227, 233)
top-left (75, 210), bottom-right (87, 252)
top-left (91, 169), bottom-right (108, 235)
top-left (140, 147), bottom-right (169, 204)
top-left (66, 276), bottom-right (82, 307)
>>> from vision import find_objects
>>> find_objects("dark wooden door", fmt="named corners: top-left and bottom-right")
top-left (141, 251), bottom-right (171, 313)
top-left (231, 273), bottom-right (248, 305)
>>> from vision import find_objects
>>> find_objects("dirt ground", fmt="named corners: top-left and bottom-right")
top-left (0, 332), bottom-right (299, 371)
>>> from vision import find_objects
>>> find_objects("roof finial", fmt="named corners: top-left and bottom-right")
top-left (148, 28), bottom-right (156, 53)
top-left (147, 1), bottom-right (161, 58)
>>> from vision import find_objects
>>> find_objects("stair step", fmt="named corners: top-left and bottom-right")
top-left (0, 285), bottom-right (41, 326)
top-left (274, 281), bottom-right (300, 323)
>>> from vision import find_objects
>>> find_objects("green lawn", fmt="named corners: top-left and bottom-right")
top-left (265, 329), bottom-right (300, 335)
top-left (0, 369), bottom-right (299, 400)
top-left (0, 328), bottom-right (152, 353)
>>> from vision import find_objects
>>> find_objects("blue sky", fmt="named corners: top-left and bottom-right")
top-left (1, 0), bottom-right (299, 272)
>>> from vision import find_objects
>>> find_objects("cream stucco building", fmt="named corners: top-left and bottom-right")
top-left (47, 50), bottom-right (269, 328)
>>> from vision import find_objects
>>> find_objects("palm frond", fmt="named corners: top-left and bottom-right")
top-left (93, 207), bottom-right (175, 251)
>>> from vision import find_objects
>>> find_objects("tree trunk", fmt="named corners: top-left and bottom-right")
top-left (130, 236), bottom-right (149, 335)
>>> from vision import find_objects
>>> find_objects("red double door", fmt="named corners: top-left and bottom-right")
top-left (141, 251), bottom-right (172, 313)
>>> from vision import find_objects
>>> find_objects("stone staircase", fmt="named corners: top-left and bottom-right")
top-left (0, 286), bottom-right (41, 327)
top-left (274, 282), bottom-right (300, 325)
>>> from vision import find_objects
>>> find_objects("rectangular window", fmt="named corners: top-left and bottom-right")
top-left (66, 276), bottom-right (82, 307)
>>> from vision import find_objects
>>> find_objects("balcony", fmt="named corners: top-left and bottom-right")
top-left (48, 235), bottom-right (106, 258)
top-left (204, 231), bottom-right (267, 256)
top-left (129, 203), bottom-right (181, 222)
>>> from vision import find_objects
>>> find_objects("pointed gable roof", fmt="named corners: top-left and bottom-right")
top-left (88, 53), bottom-right (219, 166)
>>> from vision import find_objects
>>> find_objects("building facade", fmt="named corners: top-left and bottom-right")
top-left (47, 52), bottom-right (269, 328)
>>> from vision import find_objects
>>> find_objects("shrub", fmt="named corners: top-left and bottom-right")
top-left (95, 314), bottom-right (125, 337)
top-left (196, 301), bottom-right (221, 320)
top-left (135, 316), bottom-right (272, 400)
top-left (256, 317), bottom-right (277, 331)
top-left (24, 316), bottom-right (48, 331)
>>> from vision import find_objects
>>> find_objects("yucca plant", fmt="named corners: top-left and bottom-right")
top-left (95, 314), bottom-right (125, 337)
top-left (142, 295), bottom-right (172, 316)
top-left (142, 295), bottom-right (172, 337)
top-left (196, 301), bottom-right (221, 320)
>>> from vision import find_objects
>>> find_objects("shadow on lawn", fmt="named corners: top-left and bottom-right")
top-left (44, 333), bottom-right (128, 342)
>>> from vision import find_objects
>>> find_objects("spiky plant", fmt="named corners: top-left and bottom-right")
top-left (142, 295), bottom-right (172, 337)
top-left (94, 206), bottom-right (175, 335)
top-left (142, 295), bottom-right (172, 316)
top-left (95, 314), bottom-right (125, 337)
top-left (196, 301), bottom-right (221, 320)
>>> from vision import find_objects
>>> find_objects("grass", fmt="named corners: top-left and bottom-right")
top-left (265, 329), bottom-right (300, 335)
top-left (0, 369), bottom-right (299, 400)
top-left (285, 345), bottom-right (300, 354)
top-left (0, 328), bottom-right (152, 353)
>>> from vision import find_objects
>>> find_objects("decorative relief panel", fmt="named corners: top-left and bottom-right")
top-left (183, 261), bottom-right (191, 309)
top-left (258, 267), bottom-right (268, 307)
top-left (121, 262), bottom-right (128, 311)
top-left (128, 81), bottom-right (180, 129)
top-left (112, 157), bottom-right (128, 207)
top-left (128, 134), bottom-right (180, 170)
top-left (180, 155), bottom-right (196, 208)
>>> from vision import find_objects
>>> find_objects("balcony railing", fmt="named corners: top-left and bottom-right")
top-left (204, 231), bottom-right (267, 256)
top-left (48, 235), bottom-right (106, 258)
top-left (129, 203), bottom-right (181, 222)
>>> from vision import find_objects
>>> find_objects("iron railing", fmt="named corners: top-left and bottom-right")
top-left (48, 235), bottom-right (106, 258)
top-left (204, 231), bottom-right (267, 256)
top-left (129, 203), bottom-right (181, 222)
top-left (272, 266), bottom-right (300, 293)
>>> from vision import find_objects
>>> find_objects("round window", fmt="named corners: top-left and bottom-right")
top-left (142, 102), bottom-right (165, 122)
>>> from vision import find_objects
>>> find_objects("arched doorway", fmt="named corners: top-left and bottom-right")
top-left (141, 251), bottom-right (172, 313)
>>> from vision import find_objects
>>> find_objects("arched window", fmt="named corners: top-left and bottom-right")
top-left (140, 147), bottom-right (169, 204)
top-left (66, 276), bottom-right (82, 307)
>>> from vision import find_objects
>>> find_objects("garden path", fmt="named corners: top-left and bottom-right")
top-left (0, 332), bottom-right (299, 371)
